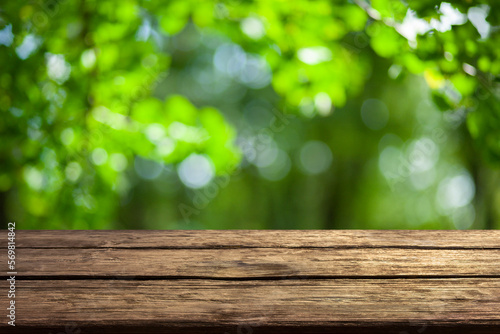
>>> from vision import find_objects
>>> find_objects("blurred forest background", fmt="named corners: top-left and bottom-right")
top-left (1, 0), bottom-right (500, 229)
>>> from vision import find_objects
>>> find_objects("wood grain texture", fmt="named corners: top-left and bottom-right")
top-left (1, 230), bottom-right (500, 333)
top-left (3, 230), bottom-right (500, 248)
top-left (8, 279), bottom-right (500, 325)
top-left (14, 248), bottom-right (500, 277)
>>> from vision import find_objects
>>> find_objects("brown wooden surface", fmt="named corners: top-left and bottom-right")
top-left (14, 248), bottom-right (500, 277)
top-left (1, 230), bottom-right (500, 333)
top-left (4, 230), bottom-right (500, 248)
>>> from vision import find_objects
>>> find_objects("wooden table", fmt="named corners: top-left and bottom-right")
top-left (1, 230), bottom-right (500, 333)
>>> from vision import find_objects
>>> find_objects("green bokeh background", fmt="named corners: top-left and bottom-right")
top-left (1, 0), bottom-right (499, 229)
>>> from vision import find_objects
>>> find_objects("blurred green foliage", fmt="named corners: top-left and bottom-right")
top-left (0, 0), bottom-right (499, 229)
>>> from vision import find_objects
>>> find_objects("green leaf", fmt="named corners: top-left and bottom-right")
top-left (431, 91), bottom-right (451, 111)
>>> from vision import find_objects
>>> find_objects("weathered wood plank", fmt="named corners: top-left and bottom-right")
top-left (14, 247), bottom-right (500, 277)
top-left (4, 230), bottom-right (500, 249)
top-left (8, 325), bottom-right (500, 334)
top-left (5, 279), bottom-right (500, 328)
top-left (1, 230), bottom-right (500, 333)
